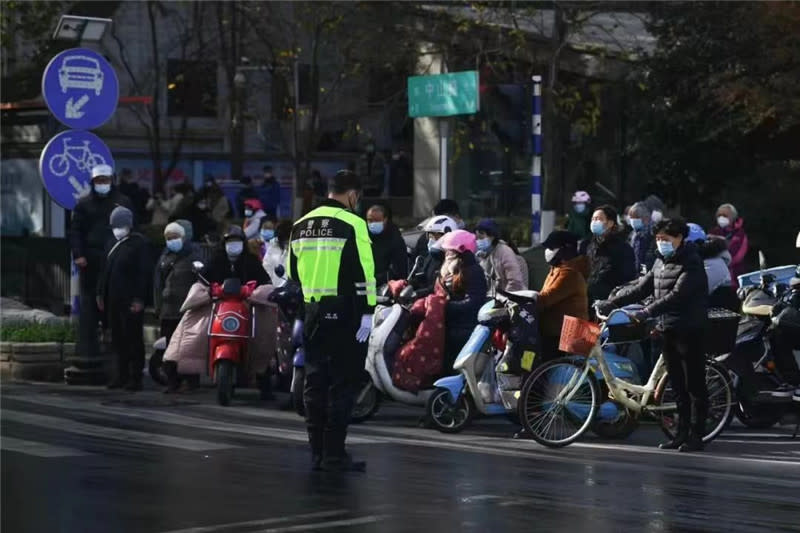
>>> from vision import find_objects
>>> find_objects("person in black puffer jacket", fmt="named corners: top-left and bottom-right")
top-left (97, 206), bottom-right (151, 391)
top-left (70, 165), bottom-right (132, 376)
top-left (600, 218), bottom-right (709, 453)
top-left (581, 205), bottom-right (637, 305)
top-left (203, 226), bottom-right (271, 287)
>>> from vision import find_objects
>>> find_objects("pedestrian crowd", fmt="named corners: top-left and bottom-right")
top-left (73, 162), bottom-right (795, 467)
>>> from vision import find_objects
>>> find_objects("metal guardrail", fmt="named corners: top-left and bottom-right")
top-left (1, 237), bottom-right (71, 314)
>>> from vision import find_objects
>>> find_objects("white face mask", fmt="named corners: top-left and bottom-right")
top-left (717, 216), bottom-right (730, 229)
top-left (651, 210), bottom-right (664, 223)
top-left (225, 241), bottom-right (244, 257)
top-left (112, 227), bottom-right (130, 241)
top-left (544, 248), bottom-right (559, 264)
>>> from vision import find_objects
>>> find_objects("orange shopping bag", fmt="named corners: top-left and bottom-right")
top-left (559, 315), bottom-right (601, 356)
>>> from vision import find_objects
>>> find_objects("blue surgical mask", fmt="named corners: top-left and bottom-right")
top-left (574, 203), bottom-right (587, 214)
top-left (244, 209), bottom-right (253, 217)
top-left (590, 221), bottom-right (606, 236)
top-left (657, 240), bottom-right (675, 258)
top-left (94, 183), bottom-right (111, 195)
top-left (225, 241), bottom-right (244, 257)
top-left (166, 238), bottom-right (183, 253)
top-left (630, 218), bottom-right (644, 231)
top-left (476, 238), bottom-right (492, 252)
top-left (368, 222), bottom-right (384, 235)
top-left (261, 229), bottom-right (275, 242)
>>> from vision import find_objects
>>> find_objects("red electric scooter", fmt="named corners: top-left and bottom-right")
top-left (194, 262), bottom-right (257, 406)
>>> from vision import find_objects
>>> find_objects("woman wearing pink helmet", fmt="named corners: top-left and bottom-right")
top-left (437, 230), bottom-right (488, 368)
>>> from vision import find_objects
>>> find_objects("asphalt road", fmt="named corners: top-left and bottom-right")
top-left (2, 381), bottom-right (799, 533)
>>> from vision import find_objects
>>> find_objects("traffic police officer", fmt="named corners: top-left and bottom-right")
top-left (287, 170), bottom-right (376, 472)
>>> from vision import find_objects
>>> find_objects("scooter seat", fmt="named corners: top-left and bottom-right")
top-left (499, 289), bottom-right (538, 304)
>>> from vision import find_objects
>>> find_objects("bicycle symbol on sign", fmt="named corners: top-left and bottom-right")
top-left (48, 137), bottom-right (107, 177)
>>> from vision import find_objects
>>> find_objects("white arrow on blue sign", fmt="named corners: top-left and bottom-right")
top-left (42, 48), bottom-right (119, 130)
top-left (39, 130), bottom-right (114, 210)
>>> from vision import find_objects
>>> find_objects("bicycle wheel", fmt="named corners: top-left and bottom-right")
top-left (518, 357), bottom-right (599, 448)
top-left (49, 154), bottom-right (70, 177)
top-left (87, 153), bottom-right (107, 168)
top-left (656, 360), bottom-right (733, 443)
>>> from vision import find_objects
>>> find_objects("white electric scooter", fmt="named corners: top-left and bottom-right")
top-left (363, 258), bottom-right (439, 411)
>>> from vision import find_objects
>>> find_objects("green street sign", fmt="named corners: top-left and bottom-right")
top-left (408, 70), bottom-right (479, 118)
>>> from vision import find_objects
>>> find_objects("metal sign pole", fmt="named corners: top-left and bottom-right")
top-left (531, 75), bottom-right (542, 245)
top-left (440, 119), bottom-right (449, 199)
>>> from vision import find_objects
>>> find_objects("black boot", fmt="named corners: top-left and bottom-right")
top-left (679, 403), bottom-right (707, 453)
top-left (659, 416), bottom-right (689, 450)
top-left (258, 373), bottom-right (275, 401)
top-left (320, 452), bottom-right (366, 473)
top-left (163, 361), bottom-right (179, 393)
top-left (308, 428), bottom-right (324, 472)
top-left (321, 428), bottom-right (366, 473)
top-left (124, 379), bottom-right (143, 392)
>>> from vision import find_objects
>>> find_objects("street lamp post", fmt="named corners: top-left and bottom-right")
top-left (231, 70), bottom-right (247, 182)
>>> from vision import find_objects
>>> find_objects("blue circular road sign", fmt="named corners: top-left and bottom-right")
top-left (39, 130), bottom-right (115, 210)
top-left (42, 48), bottom-right (119, 130)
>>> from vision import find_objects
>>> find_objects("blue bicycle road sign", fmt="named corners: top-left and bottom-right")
top-left (42, 48), bottom-right (119, 130)
top-left (39, 130), bottom-right (115, 210)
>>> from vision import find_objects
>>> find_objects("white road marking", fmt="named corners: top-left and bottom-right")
top-left (2, 410), bottom-right (236, 452)
top-left (255, 515), bottom-right (389, 533)
top-left (3, 395), bottom-right (379, 445)
top-left (159, 510), bottom-right (349, 533)
top-left (4, 394), bottom-right (799, 470)
top-left (1, 436), bottom-right (92, 458)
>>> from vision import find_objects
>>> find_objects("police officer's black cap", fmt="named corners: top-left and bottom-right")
top-left (223, 226), bottom-right (245, 241)
top-left (329, 169), bottom-right (361, 194)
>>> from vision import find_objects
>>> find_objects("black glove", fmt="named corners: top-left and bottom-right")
top-left (595, 300), bottom-right (615, 315)
top-left (629, 309), bottom-right (650, 323)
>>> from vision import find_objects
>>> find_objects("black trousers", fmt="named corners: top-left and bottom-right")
top-left (109, 303), bottom-right (145, 384)
top-left (662, 328), bottom-right (708, 432)
top-left (78, 283), bottom-right (101, 361)
top-left (772, 327), bottom-right (800, 384)
top-left (303, 301), bottom-right (362, 460)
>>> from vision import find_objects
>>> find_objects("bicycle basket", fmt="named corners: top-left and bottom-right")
top-left (559, 315), bottom-right (601, 356)
top-left (704, 307), bottom-right (741, 355)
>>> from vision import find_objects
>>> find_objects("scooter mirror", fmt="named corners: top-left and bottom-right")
top-left (192, 261), bottom-right (205, 272)
top-left (758, 251), bottom-right (767, 271)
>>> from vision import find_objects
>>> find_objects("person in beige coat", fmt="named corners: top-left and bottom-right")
top-left (475, 219), bottom-right (528, 297)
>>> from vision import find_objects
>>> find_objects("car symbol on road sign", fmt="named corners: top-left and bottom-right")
top-left (42, 48), bottom-right (119, 130)
top-left (58, 55), bottom-right (104, 95)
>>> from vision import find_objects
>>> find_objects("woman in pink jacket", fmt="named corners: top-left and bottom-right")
top-left (709, 203), bottom-right (749, 289)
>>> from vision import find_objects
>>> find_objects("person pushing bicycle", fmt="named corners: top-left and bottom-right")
top-left (597, 217), bottom-right (709, 452)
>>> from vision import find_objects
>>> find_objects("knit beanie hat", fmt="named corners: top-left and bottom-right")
top-left (109, 206), bottom-right (133, 228)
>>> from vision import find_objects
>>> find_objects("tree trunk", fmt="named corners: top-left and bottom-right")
top-left (147, 1), bottom-right (164, 194)
top-left (543, 4), bottom-right (566, 212)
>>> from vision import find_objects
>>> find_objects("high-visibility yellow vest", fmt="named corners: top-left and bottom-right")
top-left (287, 201), bottom-right (377, 311)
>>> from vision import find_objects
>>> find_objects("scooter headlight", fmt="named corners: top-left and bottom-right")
top-left (221, 316), bottom-right (240, 332)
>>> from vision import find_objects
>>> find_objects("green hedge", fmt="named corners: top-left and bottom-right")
top-left (0, 321), bottom-right (76, 343)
